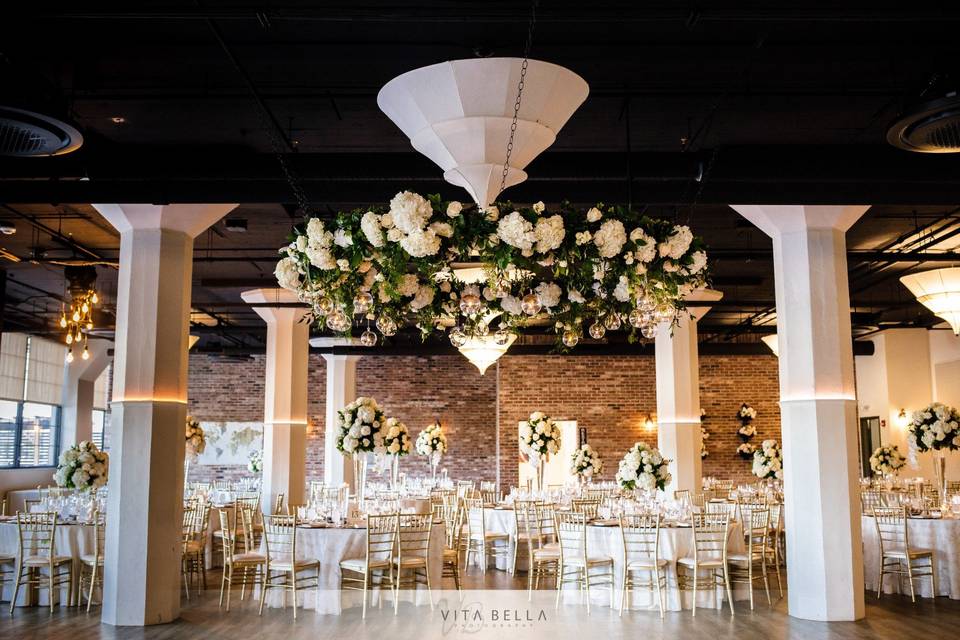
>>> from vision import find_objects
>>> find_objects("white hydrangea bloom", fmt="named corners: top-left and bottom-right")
top-left (389, 191), bottom-right (433, 233)
top-left (497, 211), bottom-right (536, 251)
top-left (399, 227), bottom-right (441, 257)
top-left (535, 282), bottom-right (562, 309)
top-left (274, 257), bottom-right (301, 291)
top-left (360, 211), bottom-right (385, 248)
top-left (534, 215), bottom-right (565, 253)
top-left (593, 219), bottom-right (627, 258)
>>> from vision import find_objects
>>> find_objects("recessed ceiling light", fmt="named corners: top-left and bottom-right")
top-left (110, 116), bottom-right (126, 124)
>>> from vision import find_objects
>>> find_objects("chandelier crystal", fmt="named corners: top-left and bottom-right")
top-left (900, 267), bottom-right (960, 335)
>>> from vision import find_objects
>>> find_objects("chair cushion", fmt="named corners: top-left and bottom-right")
top-left (472, 532), bottom-right (509, 542)
top-left (677, 556), bottom-right (725, 568)
top-left (532, 548), bottom-right (560, 561)
top-left (393, 556), bottom-right (428, 568)
top-left (563, 555), bottom-right (613, 567)
top-left (340, 557), bottom-right (389, 572)
top-left (270, 558), bottom-right (319, 571)
top-left (23, 555), bottom-right (72, 566)
top-left (233, 552), bottom-right (266, 563)
top-left (80, 554), bottom-right (104, 566)
top-left (883, 548), bottom-right (934, 560)
top-left (727, 552), bottom-right (765, 564)
top-left (626, 557), bottom-right (668, 569)
top-left (183, 540), bottom-right (204, 554)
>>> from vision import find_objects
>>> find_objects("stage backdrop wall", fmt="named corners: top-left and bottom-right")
top-left (184, 353), bottom-right (781, 487)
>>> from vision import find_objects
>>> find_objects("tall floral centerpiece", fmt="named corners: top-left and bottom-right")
top-left (184, 416), bottom-right (205, 483)
top-left (54, 441), bottom-right (109, 492)
top-left (247, 449), bottom-right (263, 474)
top-left (615, 442), bottom-right (671, 494)
top-left (416, 421), bottom-right (448, 482)
top-left (869, 445), bottom-right (906, 479)
top-left (519, 411), bottom-right (561, 491)
top-left (752, 440), bottom-right (783, 481)
top-left (907, 402), bottom-right (960, 506)
top-left (336, 397), bottom-right (387, 502)
top-left (571, 444), bottom-right (603, 485)
top-left (382, 417), bottom-right (412, 490)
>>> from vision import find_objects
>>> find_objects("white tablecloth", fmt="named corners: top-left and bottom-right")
top-left (257, 522), bottom-right (445, 614)
top-left (0, 520), bottom-right (93, 606)
top-left (478, 508), bottom-right (749, 611)
top-left (862, 515), bottom-right (960, 599)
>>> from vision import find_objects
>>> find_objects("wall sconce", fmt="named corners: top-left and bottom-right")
top-left (895, 408), bottom-right (909, 429)
top-left (642, 412), bottom-right (657, 431)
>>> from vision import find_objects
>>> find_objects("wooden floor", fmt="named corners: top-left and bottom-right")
top-left (4, 569), bottom-right (960, 639)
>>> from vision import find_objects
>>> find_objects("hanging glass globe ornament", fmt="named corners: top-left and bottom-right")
top-left (494, 328), bottom-right (511, 345)
top-left (326, 309), bottom-right (349, 332)
top-left (655, 304), bottom-right (675, 323)
top-left (317, 297), bottom-right (334, 316)
top-left (376, 315), bottom-right (398, 337)
top-left (476, 321), bottom-right (490, 336)
top-left (628, 309), bottom-right (645, 328)
top-left (636, 293), bottom-right (657, 312)
top-left (588, 322), bottom-right (606, 340)
top-left (603, 312), bottom-right (622, 331)
top-left (562, 329), bottom-right (579, 348)
top-left (353, 291), bottom-right (373, 314)
top-left (521, 292), bottom-right (542, 316)
top-left (640, 322), bottom-right (659, 340)
top-left (459, 292), bottom-right (482, 315)
top-left (449, 326), bottom-right (467, 348)
top-left (360, 329), bottom-right (378, 347)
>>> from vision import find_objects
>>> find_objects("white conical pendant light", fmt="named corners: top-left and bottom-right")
top-left (377, 58), bottom-right (589, 208)
top-left (901, 267), bottom-right (960, 334)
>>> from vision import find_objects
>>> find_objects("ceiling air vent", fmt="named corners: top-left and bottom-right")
top-left (887, 94), bottom-right (960, 153)
top-left (0, 106), bottom-right (83, 157)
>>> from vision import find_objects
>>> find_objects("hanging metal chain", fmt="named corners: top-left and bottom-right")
top-left (254, 105), bottom-right (313, 218)
top-left (498, 0), bottom-right (540, 199)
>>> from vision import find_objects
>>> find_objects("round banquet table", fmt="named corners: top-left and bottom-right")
top-left (0, 518), bottom-right (94, 607)
top-left (477, 507), bottom-right (750, 611)
top-left (862, 514), bottom-right (960, 599)
top-left (256, 521), bottom-right (445, 614)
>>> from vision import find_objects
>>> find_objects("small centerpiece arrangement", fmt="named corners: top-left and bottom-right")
top-left (184, 416), bottom-right (206, 481)
top-left (247, 449), bottom-right (263, 474)
top-left (571, 444), bottom-right (603, 483)
top-left (700, 426), bottom-right (710, 459)
top-left (336, 396), bottom-right (388, 502)
top-left (868, 444), bottom-right (905, 479)
top-left (737, 402), bottom-right (757, 425)
top-left (737, 442), bottom-right (756, 460)
top-left (737, 423), bottom-right (757, 440)
top-left (752, 440), bottom-right (783, 480)
top-left (54, 441), bottom-right (109, 492)
top-left (416, 421), bottom-right (448, 482)
top-left (382, 417), bottom-right (412, 489)
top-left (907, 402), bottom-right (960, 505)
top-left (519, 411), bottom-right (562, 490)
top-left (616, 442), bottom-right (671, 493)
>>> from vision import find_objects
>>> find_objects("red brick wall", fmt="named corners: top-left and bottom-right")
top-left (183, 352), bottom-right (781, 488)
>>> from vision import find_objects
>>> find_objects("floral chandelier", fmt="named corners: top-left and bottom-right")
top-left (275, 193), bottom-right (709, 372)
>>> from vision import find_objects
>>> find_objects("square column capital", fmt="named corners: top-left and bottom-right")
top-left (241, 288), bottom-right (309, 325)
top-left (93, 203), bottom-right (238, 238)
top-left (731, 205), bottom-right (870, 237)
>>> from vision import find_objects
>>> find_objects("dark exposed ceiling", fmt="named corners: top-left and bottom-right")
top-left (2, 2), bottom-right (959, 353)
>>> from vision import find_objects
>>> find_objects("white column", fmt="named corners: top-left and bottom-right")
top-left (93, 203), bottom-right (236, 626)
top-left (322, 354), bottom-right (360, 488)
top-left (655, 289), bottom-right (722, 494)
top-left (240, 288), bottom-right (309, 515)
top-left (60, 339), bottom-right (112, 446)
top-left (732, 204), bottom-right (869, 622)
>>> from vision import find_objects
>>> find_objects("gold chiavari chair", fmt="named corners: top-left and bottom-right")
top-left (584, 489), bottom-right (608, 501)
top-left (1, 497), bottom-right (6, 516)
top-left (183, 501), bottom-right (211, 592)
top-left (258, 514), bottom-right (320, 619)
top-left (273, 493), bottom-right (285, 515)
top-left (861, 489), bottom-right (886, 515)
top-left (727, 507), bottom-right (771, 610)
top-left (464, 497), bottom-right (509, 573)
top-left (517, 502), bottom-right (559, 599)
top-left (456, 480), bottom-right (475, 497)
top-left (736, 497), bottom-right (767, 528)
top-left (620, 513), bottom-right (667, 617)
top-left (340, 513), bottom-right (397, 618)
top-left (555, 511), bottom-right (614, 613)
top-left (191, 482), bottom-right (213, 497)
top-left (874, 507), bottom-right (937, 602)
top-left (765, 502), bottom-right (784, 598)
top-left (8, 512), bottom-right (75, 614)
top-left (511, 499), bottom-right (540, 575)
top-left (218, 507), bottom-right (266, 610)
top-left (480, 489), bottom-right (501, 505)
top-left (393, 513), bottom-right (434, 614)
top-left (479, 481), bottom-right (497, 492)
top-left (676, 512), bottom-right (734, 616)
top-left (947, 480), bottom-right (960, 495)
top-left (23, 498), bottom-right (41, 514)
top-left (705, 501), bottom-right (735, 518)
top-left (441, 502), bottom-right (465, 591)
top-left (79, 510), bottom-right (106, 612)
top-left (181, 504), bottom-right (197, 599)
top-left (673, 489), bottom-right (691, 504)
top-left (213, 480), bottom-right (231, 491)
top-left (690, 492), bottom-right (707, 509)
top-left (571, 498), bottom-right (601, 520)
top-left (715, 483), bottom-right (734, 498)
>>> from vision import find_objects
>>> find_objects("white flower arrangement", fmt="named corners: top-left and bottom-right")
top-left (907, 402), bottom-right (960, 453)
top-left (382, 417), bottom-right (412, 456)
top-left (571, 443), bottom-right (603, 479)
top-left (736, 442), bottom-right (756, 459)
top-left (416, 421), bottom-right (448, 457)
top-left (752, 440), bottom-right (783, 480)
top-left (247, 449), bottom-right (263, 473)
top-left (54, 441), bottom-right (108, 491)
top-left (616, 442), bottom-right (671, 492)
top-left (185, 417), bottom-right (206, 459)
top-left (519, 411), bottom-right (562, 462)
top-left (738, 402), bottom-right (757, 423)
top-left (869, 445), bottom-right (906, 476)
top-left (700, 426), bottom-right (709, 459)
top-left (276, 192), bottom-right (709, 351)
top-left (737, 423), bottom-right (757, 439)
top-left (336, 396), bottom-right (387, 456)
